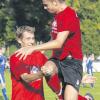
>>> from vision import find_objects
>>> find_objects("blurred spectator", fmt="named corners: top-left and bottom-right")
top-left (0, 48), bottom-right (8, 100)
top-left (86, 54), bottom-right (94, 76)
top-left (82, 54), bottom-right (87, 73)
top-left (86, 53), bottom-right (95, 88)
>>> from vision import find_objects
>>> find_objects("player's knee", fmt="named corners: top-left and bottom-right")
top-left (45, 60), bottom-right (56, 68)
top-left (44, 61), bottom-right (58, 75)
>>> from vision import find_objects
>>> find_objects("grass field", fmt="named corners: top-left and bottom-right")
top-left (0, 70), bottom-right (100, 100)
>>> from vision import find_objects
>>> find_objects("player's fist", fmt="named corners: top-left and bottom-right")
top-left (41, 66), bottom-right (53, 76)
top-left (41, 60), bottom-right (58, 76)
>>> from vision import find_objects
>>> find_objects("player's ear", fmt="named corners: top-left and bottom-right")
top-left (17, 38), bottom-right (22, 44)
top-left (52, 0), bottom-right (57, 6)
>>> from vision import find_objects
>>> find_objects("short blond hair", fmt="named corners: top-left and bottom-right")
top-left (16, 26), bottom-right (35, 39)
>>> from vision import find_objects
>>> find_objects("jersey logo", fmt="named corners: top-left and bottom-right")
top-left (30, 66), bottom-right (39, 74)
top-left (75, 79), bottom-right (80, 88)
top-left (51, 19), bottom-right (57, 34)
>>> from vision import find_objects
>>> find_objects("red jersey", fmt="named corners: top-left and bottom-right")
top-left (10, 51), bottom-right (47, 100)
top-left (51, 7), bottom-right (83, 60)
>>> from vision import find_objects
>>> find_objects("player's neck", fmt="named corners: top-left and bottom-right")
top-left (56, 3), bottom-right (67, 14)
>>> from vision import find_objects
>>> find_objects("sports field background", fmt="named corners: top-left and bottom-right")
top-left (0, 49), bottom-right (100, 100)
top-left (0, 70), bottom-right (100, 100)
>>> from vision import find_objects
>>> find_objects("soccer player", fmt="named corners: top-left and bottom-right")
top-left (10, 26), bottom-right (62, 100)
top-left (0, 48), bottom-right (8, 100)
top-left (15, 0), bottom-right (83, 99)
top-left (10, 26), bottom-right (47, 100)
top-left (15, 0), bottom-right (94, 99)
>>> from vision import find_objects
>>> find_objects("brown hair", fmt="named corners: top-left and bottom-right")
top-left (16, 26), bottom-right (35, 39)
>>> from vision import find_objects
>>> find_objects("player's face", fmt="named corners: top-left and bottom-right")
top-left (42, 0), bottom-right (58, 14)
top-left (19, 31), bottom-right (35, 47)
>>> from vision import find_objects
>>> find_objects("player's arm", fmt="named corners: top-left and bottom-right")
top-left (32, 31), bottom-right (70, 50)
top-left (16, 31), bottom-right (70, 60)
top-left (20, 71), bottom-right (43, 83)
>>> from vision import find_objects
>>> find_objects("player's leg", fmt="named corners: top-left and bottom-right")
top-left (64, 84), bottom-right (78, 100)
top-left (43, 60), bottom-right (63, 100)
top-left (59, 58), bottom-right (83, 100)
top-left (62, 82), bottom-right (88, 100)
top-left (44, 59), bottom-right (87, 100)
top-left (0, 73), bottom-right (8, 100)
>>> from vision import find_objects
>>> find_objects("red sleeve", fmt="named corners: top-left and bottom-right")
top-left (10, 54), bottom-right (29, 80)
top-left (35, 52), bottom-right (48, 67)
top-left (40, 53), bottom-right (48, 66)
top-left (57, 15), bottom-right (70, 32)
top-left (57, 8), bottom-right (79, 33)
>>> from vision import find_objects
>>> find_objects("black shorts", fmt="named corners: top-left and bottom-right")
top-left (49, 57), bottom-right (83, 91)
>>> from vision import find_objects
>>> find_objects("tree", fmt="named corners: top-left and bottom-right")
top-left (10, 0), bottom-right (51, 42)
top-left (0, 0), bottom-right (16, 47)
top-left (0, 0), bottom-right (100, 56)
top-left (78, 0), bottom-right (100, 56)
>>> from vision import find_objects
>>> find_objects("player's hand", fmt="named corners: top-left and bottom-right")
top-left (41, 66), bottom-right (53, 76)
top-left (21, 73), bottom-right (28, 79)
top-left (15, 46), bottom-right (34, 60)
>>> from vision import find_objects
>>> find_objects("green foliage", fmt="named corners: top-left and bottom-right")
top-left (66, 0), bottom-right (100, 56)
top-left (0, 0), bottom-right (16, 46)
top-left (78, 0), bottom-right (100, 55)
top-left (10, 0), bottom-right (51, 42)
top-left (0, 0), bottom-right (100, 56)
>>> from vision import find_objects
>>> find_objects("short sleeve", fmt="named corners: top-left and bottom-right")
top-left (57, 8), bottom-right (79, 33)
top-left (36, 52), bottom-right (48, 67)
top-left (10, 55), bottom-right (29, 80)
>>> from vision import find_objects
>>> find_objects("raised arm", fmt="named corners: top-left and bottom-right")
top-left (16, 31), bottom-right (70, 60)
